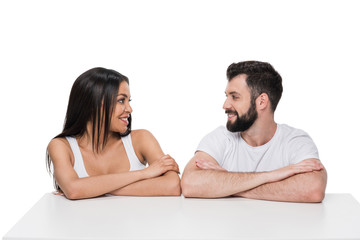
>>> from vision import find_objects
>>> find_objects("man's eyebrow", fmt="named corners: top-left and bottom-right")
top-left (226, 91), bottom-right (241, 96)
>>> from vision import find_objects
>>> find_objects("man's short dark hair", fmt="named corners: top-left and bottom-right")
top-left (226, 61), bottom-right (283, 112)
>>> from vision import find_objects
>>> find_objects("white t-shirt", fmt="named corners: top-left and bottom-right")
top-left (196, 124), bottom-right (319, 172)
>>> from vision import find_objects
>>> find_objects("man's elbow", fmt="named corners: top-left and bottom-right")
top-left (181, 174), bottom-right (198, 198)
top-left (306, 187), bottom-right (326, 203)
top-left (305, 171), bottom-right (327, 203)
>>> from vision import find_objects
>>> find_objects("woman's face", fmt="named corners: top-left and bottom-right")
top-left (110, 81), bottom-right (133, 133)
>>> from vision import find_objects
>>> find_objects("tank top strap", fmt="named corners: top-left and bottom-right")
top-left (121, 134), bottom-right (146, 171)
top-left (65, 136), bottom-right (89, 178)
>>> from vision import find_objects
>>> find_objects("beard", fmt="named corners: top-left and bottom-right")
top-left (226, 100), bottom-right (258, 132)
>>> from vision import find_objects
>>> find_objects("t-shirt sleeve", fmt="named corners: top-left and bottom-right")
top-left (196, 126), bottom-right (228, 166)
top-left (287, 130), bottom-right (319, 164)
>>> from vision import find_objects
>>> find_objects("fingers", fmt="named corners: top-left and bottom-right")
top-left (52, 190), bottom-right (64, 196)
top-left (159, 154), bottom-right (180, 173)
top-left (269, 159), bottom-right (324, 183)
top-left (295, 159), bottom-right (323, 172)
top-left (196, 159), bottom-right (214, 169)
top-left (285, 159), bottom-right (323, 176)
top-left (195, 159), bottom-right (226, 171)
top-left (145, 155), bottom-right (179, 178)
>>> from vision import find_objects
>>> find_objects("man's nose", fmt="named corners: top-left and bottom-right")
top-left (223, 97), bottom-right (231, 110)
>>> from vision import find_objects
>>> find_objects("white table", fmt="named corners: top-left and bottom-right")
top-left (3, 193), bottom-right (360, 240)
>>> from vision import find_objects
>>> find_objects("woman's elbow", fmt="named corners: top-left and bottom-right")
top-left (171, 181), bottom-right (181, 196)
top-left (164, 172), bottom-right (181, 196)
top-left (61, 183), bottom-right (84, 200)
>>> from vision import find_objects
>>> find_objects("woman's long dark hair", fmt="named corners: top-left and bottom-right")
top-left (46, 67), bottom-right (131, 190)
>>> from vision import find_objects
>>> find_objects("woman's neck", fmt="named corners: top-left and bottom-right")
top-left (77, 122), bottom-right (118, 152)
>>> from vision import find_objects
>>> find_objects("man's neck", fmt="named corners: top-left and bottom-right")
top-left (240, 120), bottom-right (277, 147)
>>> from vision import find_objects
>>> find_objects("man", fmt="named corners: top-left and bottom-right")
top-left (181, 61), bottom-right (327, 202)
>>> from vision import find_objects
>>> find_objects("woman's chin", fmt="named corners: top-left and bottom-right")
top-left (110, 127), bottom-right (129, 135)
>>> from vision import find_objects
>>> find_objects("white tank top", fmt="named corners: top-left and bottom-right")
top-left (65, 134), bottom-right (146, 178)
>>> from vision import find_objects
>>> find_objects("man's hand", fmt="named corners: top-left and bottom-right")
top-left (266, 159), bottom-right (324, 183)
top-left (195, 159), bottom-right (227, 172)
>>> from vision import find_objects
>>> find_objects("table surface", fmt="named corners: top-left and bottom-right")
top-left (3, 193), bottom-right (360, 240)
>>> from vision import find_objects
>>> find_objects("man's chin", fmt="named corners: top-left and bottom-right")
top-left (226, 121), bottom-right (238, 132)
top-left (226, 121), bottom-right (253, 133)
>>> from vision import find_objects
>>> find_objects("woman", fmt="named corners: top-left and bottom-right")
top-left (46, 67), bottom-right (180, 199)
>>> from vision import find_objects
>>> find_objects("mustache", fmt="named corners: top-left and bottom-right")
top-left (225, 110), bottom-right (238, 115)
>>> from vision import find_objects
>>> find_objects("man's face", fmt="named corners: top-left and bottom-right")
top-left (223, 74), bottom-right (258, 132)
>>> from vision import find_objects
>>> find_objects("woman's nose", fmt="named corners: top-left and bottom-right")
top-left (126, 102), bottom-right (133, 113)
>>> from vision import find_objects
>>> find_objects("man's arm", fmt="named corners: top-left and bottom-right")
top-left (234, 166), bottom-right (327, 202)
top-left (181, 151), bottom-right (323, 199)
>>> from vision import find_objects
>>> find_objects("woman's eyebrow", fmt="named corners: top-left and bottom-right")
top-left (117, 93), bottom-right (129, 98)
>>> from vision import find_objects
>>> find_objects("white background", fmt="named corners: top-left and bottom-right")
top-left (1, 0), bottom-right (359, 236)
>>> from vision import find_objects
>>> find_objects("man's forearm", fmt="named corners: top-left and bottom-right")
top-left (110, 171), bottom-right (181, 196)
top-left (234, 169), bottom-right (327, 202)
top-left (181, 169), bottom-right (270, 198)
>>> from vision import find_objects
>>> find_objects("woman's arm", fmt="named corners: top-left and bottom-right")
top-left (110, 130), bottom-right (181, 196)
top-left (110, 171), bottom-right (180, 196)
top-left (48, 137), bottom-right (175, 200)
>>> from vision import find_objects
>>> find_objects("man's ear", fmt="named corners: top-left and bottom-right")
top-left (257, 93), bottom-right (270, 110)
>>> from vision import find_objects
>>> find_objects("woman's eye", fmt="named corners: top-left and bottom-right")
top-left (118, 98), bottom-right (125, 103)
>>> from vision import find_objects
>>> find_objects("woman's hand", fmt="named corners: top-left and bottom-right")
top-left (144, 154), bottom-right (180, 179)
top-left (52, 190), bottom-right (64, 196)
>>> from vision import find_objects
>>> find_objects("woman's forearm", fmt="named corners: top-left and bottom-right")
top-left (57, 169), bottom-right (150, 199)
top-left (110, 171), bottom-right (181, 196)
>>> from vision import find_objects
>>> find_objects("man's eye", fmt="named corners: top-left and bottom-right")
top-left (232, 96), bottom-right (239, 100)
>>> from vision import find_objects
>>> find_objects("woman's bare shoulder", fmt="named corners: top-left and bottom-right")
top-left (130, 129), bottom-right (156, 142)
top-left (48, 137), bottom-right (69, 149)
top-left (130, 129), bottom-right (161, 156)
top-left (47, 137), bottom-right (72, 161)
